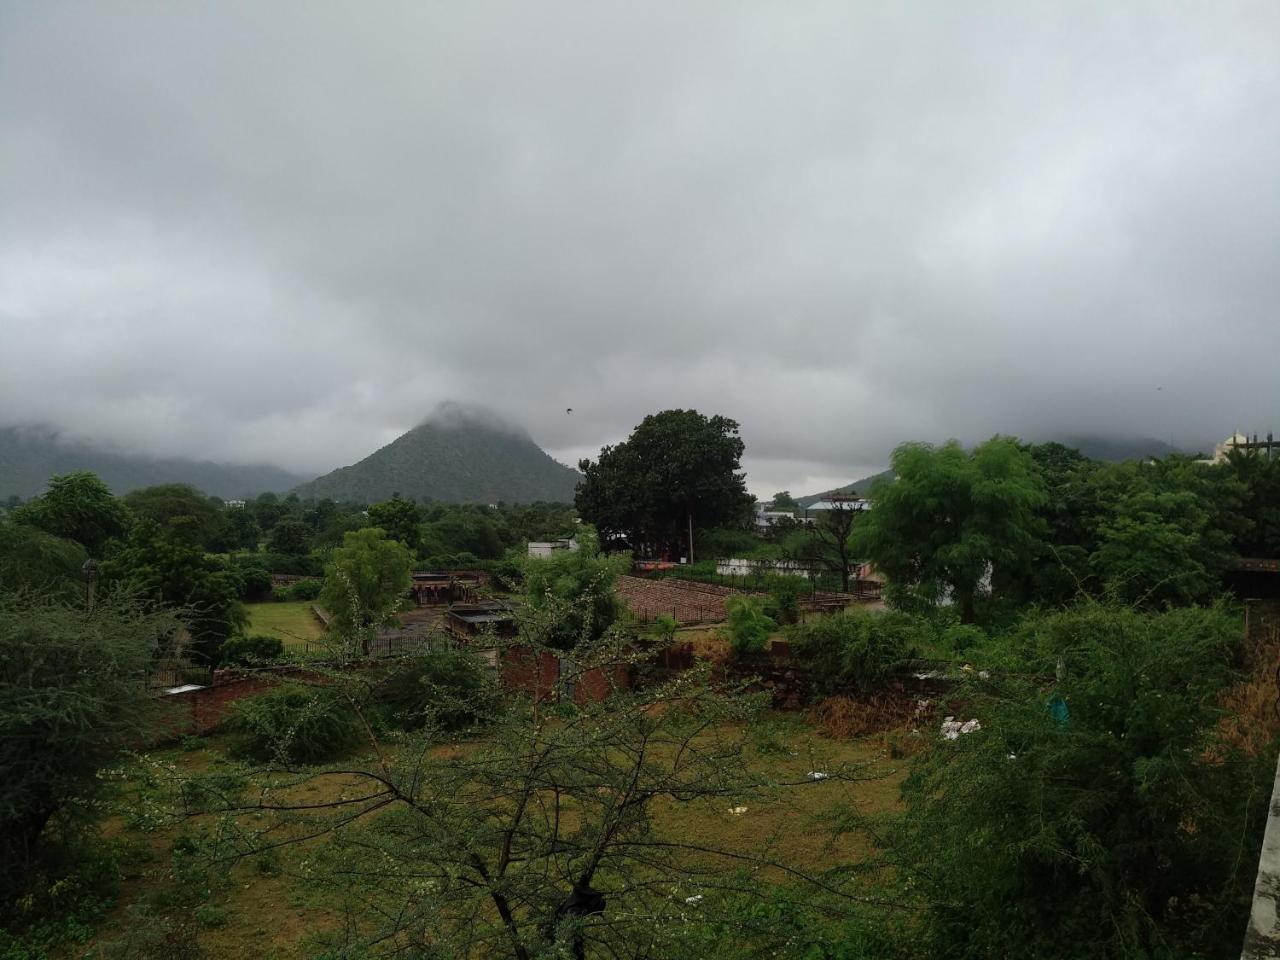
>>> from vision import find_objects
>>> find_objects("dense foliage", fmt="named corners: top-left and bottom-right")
top-left (318, 527), bottom-right (414, 654)
top-left (576, 409), bottom-right (754, 558)
top-left (520, 527), bottom-right (628, 650)
top-left (788, 610), bottom-right (923, 695)
top-left (11, 471), bottom-right (131, 557)
top-left (894, 603), bottom-right (1267, 959)
top-left (376, 646), bottom-right (500, 731)
top-left (0, 592), bottom-right (177, 898)
top-left (722, 594), bottom-right (775, 656)
top-left (226, 683), bottom-right (365, 764)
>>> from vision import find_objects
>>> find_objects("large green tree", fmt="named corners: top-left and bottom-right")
top-left (576, 409), bottom-right (753, 560)
top-left (123, 483), bottom-right (222, 547)
top-left (319, 527), bottom-right (414, 655)
top-left (366, 495), bottom-right (422, 550)
top-left (852, 437), bottom-right (1046, 623)
top-left (103, 517), bottom-right (246, 662)
top-left (0, 519), bottom-right (87, 601)
top-left (0, 592), bottom-right (178, 896)
top-left (520, 527), bottom-right (629, 650)
top-left (12, 471), bottom-right (130, 557)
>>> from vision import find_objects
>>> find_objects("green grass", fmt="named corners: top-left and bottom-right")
top-left (244, 601), bottom-right (325, 648)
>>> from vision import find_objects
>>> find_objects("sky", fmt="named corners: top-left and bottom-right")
top-left (2, 2), bottom-right (1278, 498)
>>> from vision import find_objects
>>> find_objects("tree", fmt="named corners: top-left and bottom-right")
top-left (520, 527), bottom-right (628, 650)
top-left (576, 409), bottom-right (753, 561)
top-left (0, 592), bottom-right (178, 898)
top-left (771, 491), bottom-right (799, 512)
top-left (12, 471), bottom-right (130, 556)
top-left (366, 495), bottom-right (422, 550)
top-left (893, 603), bottom-right (1267, 959)
top-left (852, 438), bottom-right (1046, 624)
top-left (124, 484), bottom-right (222, 548)
top-left (318, 527), bottom-right (413, 655)
top-left (211, 505), bottom-right (262, 553)
top-left (0, 518), bottom-right (87, 601)
top-left (266, 518), bottom-right (313, 556)
top-left (103, 517), bottom-right (246, 662)
top-left (798, 497), bottom-right (864, 592)
top-left (180, 641), bottom-right (878, 959)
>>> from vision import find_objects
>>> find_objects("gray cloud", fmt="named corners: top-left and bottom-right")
top-left (2, 1), bottom-right (1277, 496)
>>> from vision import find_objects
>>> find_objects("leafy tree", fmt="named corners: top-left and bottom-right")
top-left (267, 518), bottom-right (313, 556)
top-left (226, 683), bottom-right (364, 765)
top-left (1226, 448), bottom-right (1280, 556)
top-left (794, 498), bottom-right (864, 592)
top-left (520, 527), bottom-right (628, 650)
top-left (211, 506), bottom-right (261, 553)
top-left (0, 518), bottom-right (87, 601)
top-left (249, 491), bottom-right (290, 532)
top-left (319, 527), bottom-right (413, 655)
top-left (894, 603), bottom-right (1267, 959)
top-left (103, 517), bottom-right (246, 662)
top-left (179, 639), bottom-right (875, 960)
top-left (376, 647), bottom-right (500, 731)
top-left (723, 594), bottom-right (775, 657)
top-left (0, 592), bottom-right (177, 899)
top-left (852, 438), bottom-right (1046, 624)
top-left (366, 495), bottom-right (422, 550)
top-left (12, 471), bottom-right (130, 556)
top-left (576, 409), bottom-right (753, 560)
top-left (123, 484), bottom-right (221, 547)
top-left (771, 491), bottom-right (799, 512)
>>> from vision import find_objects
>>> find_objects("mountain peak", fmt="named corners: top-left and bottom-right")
top-left (295, 408), bottom-right (578, 505)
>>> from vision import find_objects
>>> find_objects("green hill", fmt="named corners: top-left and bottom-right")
top-left (0, 425), bottom-right (305, 500)
top-left (294, 405), bottom-right (580, 505)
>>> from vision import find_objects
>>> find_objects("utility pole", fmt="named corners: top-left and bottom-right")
top-left (686, 508), bottom-right (694, 565)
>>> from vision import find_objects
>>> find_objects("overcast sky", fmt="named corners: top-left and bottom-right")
top-left (2, 2), bottom-right (1278, 496)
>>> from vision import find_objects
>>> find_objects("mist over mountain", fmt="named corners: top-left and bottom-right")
top-left (293, 404), bottom-right (580, 505)
top-left (0, 425), bottom-right (305, 500)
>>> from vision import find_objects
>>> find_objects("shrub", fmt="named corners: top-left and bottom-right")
top-left (939, 623), bottom-right (985, 656)
top-left (230, 558), bottom-right (273, 602)
top-left (765, 577), bottom-right (805, 625)
top-left (788, 610), bottom-right (924, 696)
top-left (651, 614), bottom-right (678, 643)
top-left (723, 595), bottom-right (775, 657)
top-left (895, 602), bottom-right (1264, 959)
top-left (217, 633), bottom-right (284, 666)
top-left (282, 579), bottom-right (322, 602)
top-left (377, 647), bottom-right (500, 732)
top-left (226, 684), bottom-right (364, 764)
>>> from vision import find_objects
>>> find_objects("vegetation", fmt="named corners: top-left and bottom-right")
top-left (293, 406), bottom-right (581, 504)
top-left (0, 591), bottom-right (177, 909)
top-left (853, 438), bottom-right (1047, 623)
top-left (226, 683), bottom-right (366, 764)
top-left (520, 527), bottom-right (628, 650)
top-left (376, 646), bottom-right (500, 731)
top-left (244, 600), bottom-right (325, 647)
top-left (217, 633), bottom-right (285, 666)
top-left (893, 602), bottom-right (1268, 959)
top-left (789, 610), bottom-right (924, 696)
top-left (11, 470), bottom-right (131, 557)
top-left (576, 409), bottom-right (754, 559)
top-left (318, 527), bottom-right (414, 655)
top-left (722, 594), bottom-right (775, 657)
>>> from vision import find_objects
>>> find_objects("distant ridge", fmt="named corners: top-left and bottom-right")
top-left (796, 434), bottom-right (1192, 507)
top-left (293, 403), bottom-right (580, 505)
top-left (0, 425), bottom-right (305, 499)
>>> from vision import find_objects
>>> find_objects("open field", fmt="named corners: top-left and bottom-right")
top-left (73, 714), bottom-right (908, 959)
top-left (244, 601), bottom-right (325, 648)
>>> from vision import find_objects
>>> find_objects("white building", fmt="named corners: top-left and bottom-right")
top-left (528, 537), bottom-right (579, 558)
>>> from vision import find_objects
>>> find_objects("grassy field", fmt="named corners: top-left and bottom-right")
top-left (244, 601), bottom-right (325, 648)
top-left (72, 714), bottom-right (908, 959)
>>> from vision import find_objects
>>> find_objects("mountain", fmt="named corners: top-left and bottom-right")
top-left (293, 405), bottom-right (580, 505)
top-left (795, 434), bottom-right (1193, 507)
top-left (0, 425), bottom-right (305, 500)
top-left (796, 470), bottom-right (895, 508)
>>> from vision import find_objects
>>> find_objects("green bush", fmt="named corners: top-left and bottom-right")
top-left (229, 557), bottom-right (273, 602)
top-left (377, 647), bottom-right (500, 732)
top-left (217, 633), bottom-right (284, 666)
top-left (651, 614), bottom-right (679, 643)
top-left (895, 602), bottom-right (1262, 959)
top-left (764, 577), bottom-right (806, 625)
top-left (788, 610), bottom-right (924, 695)
top-left (282, 579), bottom-right (322, 602)
top-left (723, 595), bottom-right (775, 657)
top-left (226, 684), bottom-right (364, 764)
top-left (939, 623), bottom-right (985, 656)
